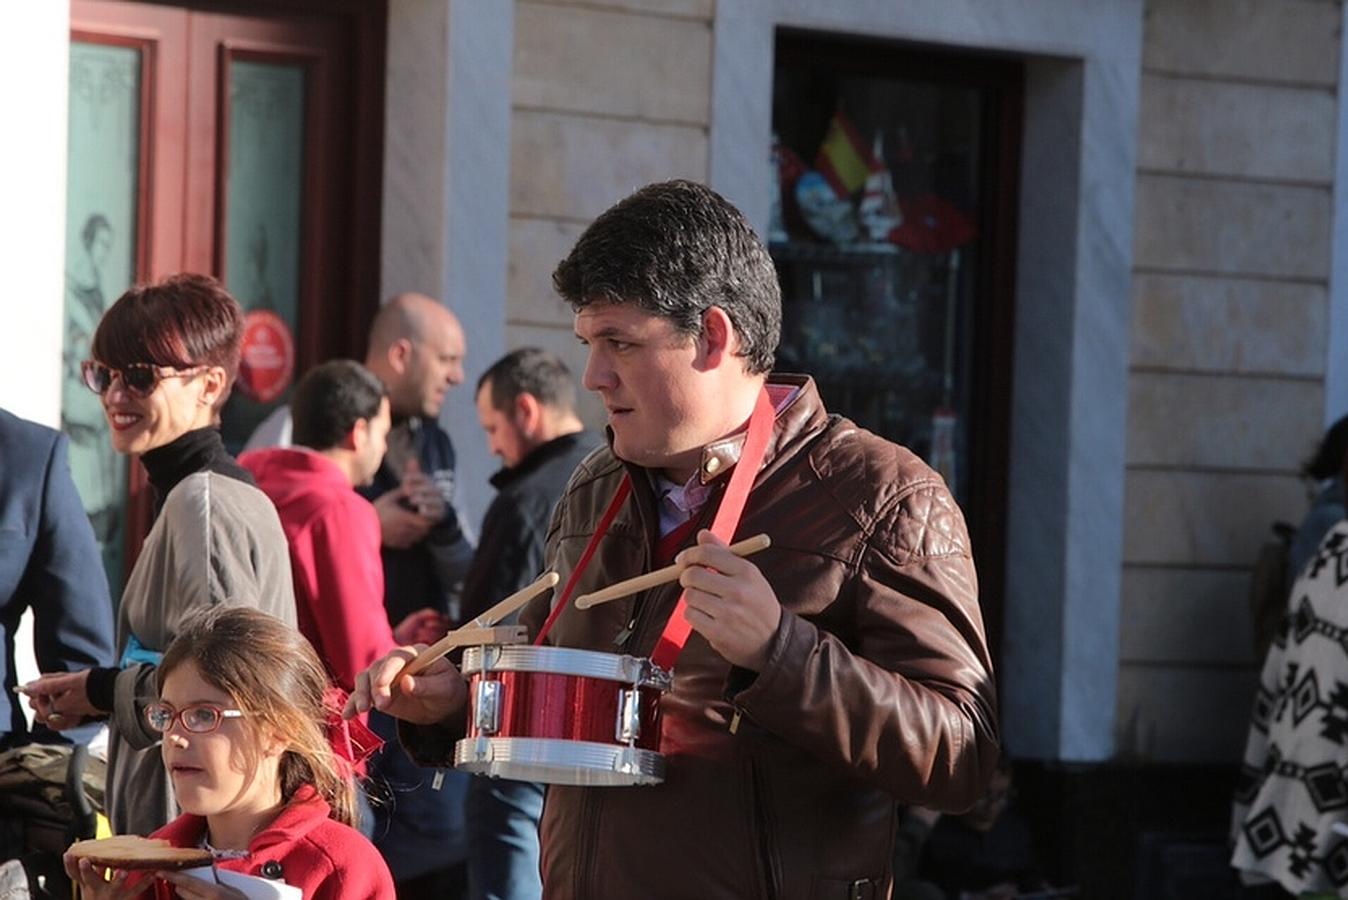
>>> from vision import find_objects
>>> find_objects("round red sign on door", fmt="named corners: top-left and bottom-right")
top-left (236, 310), bottom-right (295, 404)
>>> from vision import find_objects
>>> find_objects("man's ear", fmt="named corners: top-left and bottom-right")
top-left (387, 338), bottom-right (413, 375)
top-left (514, 392), bottom-right (543, 434)
top-left (198, 367), bottom-right (229, 408)
top-left (340, 419), bottom-right (365, 452)
top-left (698, 306), bottom-right (736, 370)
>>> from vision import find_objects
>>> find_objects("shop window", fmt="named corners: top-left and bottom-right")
top-left (771, 31), bottom-right (1022, 641)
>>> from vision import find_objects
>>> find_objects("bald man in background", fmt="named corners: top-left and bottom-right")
top-left (245, 292), bottom-right (475, 894)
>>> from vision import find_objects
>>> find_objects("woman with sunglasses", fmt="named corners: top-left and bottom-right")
top-left (64, 607), bottom-right (393, 900)
top-left (23, 274), bottom-right (296, 838)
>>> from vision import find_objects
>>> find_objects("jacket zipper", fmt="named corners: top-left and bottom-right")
top-left (749, 757), bottom-right (781, 900)
top-left (617, 588), bottom-right (659, 654)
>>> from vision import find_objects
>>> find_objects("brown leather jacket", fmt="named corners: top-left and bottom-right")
top-left (408, 376), bottom-right (998, 899)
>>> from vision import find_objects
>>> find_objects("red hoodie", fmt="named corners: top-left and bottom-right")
top-left (147, 785), bottom-right (395, 899)
top-left (239, 448), bottom-right (396, 692)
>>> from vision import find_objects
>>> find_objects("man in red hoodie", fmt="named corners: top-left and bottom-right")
top-left (240, 360), bottom-right (446, 695)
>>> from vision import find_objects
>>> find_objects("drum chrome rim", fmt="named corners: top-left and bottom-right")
top-left (460, 644), bottom-right (672, 690)
top-left (454, 737), bottom-right (666, 786)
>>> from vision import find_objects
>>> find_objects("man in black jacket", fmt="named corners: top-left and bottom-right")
top-left (463, 348), bottom-right (596, 900)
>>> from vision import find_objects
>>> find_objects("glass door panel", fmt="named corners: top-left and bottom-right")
top-left (63, 41), bottom-right (141, 587)
top-left (218, 58), bottom-right (309, 451)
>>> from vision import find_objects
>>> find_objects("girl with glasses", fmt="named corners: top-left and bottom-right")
top-left (64, 607), bottom-right (394, 899)
top-left (22, 274), bottom-right (296, 837)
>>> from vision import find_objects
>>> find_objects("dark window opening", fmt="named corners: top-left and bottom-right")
top-left (770, 30), bottom-right (1023, 649)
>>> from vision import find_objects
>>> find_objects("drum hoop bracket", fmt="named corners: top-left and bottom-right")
top-left (616, 687), bottom-right (642, 744)
top-left (474, 679), bottom-right (501, 735)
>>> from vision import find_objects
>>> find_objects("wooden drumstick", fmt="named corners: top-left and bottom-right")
top-left (403, 571), bottom-right (559, 676)
top-left (470, 571), bottom-right (561, 628)
top-left (574, 533), bottom-right (771, 610)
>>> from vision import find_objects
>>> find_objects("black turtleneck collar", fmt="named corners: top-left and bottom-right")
top-left (489, 431), bottom-right (590, 489)
top-left (140, 427), bottom-right (253, 513)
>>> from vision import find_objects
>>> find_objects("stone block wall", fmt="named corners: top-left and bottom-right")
top-left (506, 0), bottom-right (713, 426)
top-left (1117, 0), bottom-right (1341, 762)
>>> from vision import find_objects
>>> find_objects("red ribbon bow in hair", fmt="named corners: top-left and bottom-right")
top-left (323, 686), bottom-right (384, 775)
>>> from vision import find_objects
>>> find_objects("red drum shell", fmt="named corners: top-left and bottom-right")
top-left (453, 645), bottom-right (670, 787)
top-left (464, 669), bottom-right (663, 751)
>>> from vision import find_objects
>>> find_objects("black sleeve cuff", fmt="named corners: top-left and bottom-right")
top-left (396, 716), bottom-right (463, 768)
top-left (85, 666), bottom-right (120, 713)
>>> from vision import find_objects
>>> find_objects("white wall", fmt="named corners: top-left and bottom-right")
top-left (1, 5), bottom-right (70, 710)
top-left (382, 0), bottom-right (514, 531)
top-left (1, 7), bottom-right (69, 426)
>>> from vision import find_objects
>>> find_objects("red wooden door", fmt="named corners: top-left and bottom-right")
top-left (66, 0), bottom-right (383, 582)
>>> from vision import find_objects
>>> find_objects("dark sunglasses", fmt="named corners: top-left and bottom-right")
top-left (80, 360), bottom-right (207, 398)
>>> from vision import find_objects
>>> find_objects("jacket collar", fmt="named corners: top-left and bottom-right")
top-left (141, 426), bottom-right (252, 510)
top-left (152, 785), bottom-right (331, 853)
top-left (247, 785), bottom-right (330, 853)
top-left (691, 374), bottom-right (823, 486)
top-left (489, 430), bottom-right (595, 489)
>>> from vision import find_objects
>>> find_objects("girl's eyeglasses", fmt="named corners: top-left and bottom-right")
top-left (145, 702), bottom-right (245, 734)
top-left (80, 360), bottom-right (207, 399)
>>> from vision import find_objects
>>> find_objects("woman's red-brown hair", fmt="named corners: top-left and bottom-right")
top-left (156, 606), bottom-right (360, 828)
top-left (91, 274), bottom-right (245, 385)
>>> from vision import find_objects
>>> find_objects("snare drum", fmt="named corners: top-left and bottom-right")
top-left (453, 644), bottom-right (671, 786)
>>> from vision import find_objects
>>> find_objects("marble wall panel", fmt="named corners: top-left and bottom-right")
top-left (527, 0), bottom-right (712, 20)
top-left (1119, 566), bottom-right (1258, 665)
top-left (514, 3), bottom-right (711, 123)
top-left (1133, 174), bottom-right (1331, 279)
top-left (509, 110), bottom-right (708, 221)
top-left (1144, 0), bottom-right (1339, 86)
top-left (1126, 372), bottom-right (1321, 470)
top-left (1138, 74), bottom-right (1335, 182)
top-left (1123, 470), bottom-right (1305, 567)
top-left (1131, 274), bottom-right (1326, 376)
top-left (507, 216), bottom-right (586, 327)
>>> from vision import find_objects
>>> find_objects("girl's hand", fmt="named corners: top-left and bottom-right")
top-left (156, 871), bottom-right (249, 899)
top-left (62, 855), bottom-right (147, 900)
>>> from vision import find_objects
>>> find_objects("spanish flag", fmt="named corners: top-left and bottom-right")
top-left (815, 110), bottom-right (876, 198)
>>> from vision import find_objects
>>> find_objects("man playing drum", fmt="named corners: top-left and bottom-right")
top-left (349, 179), bottom-right (1000, 900)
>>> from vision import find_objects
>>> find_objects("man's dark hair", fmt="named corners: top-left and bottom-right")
top-left (291, 360), bottom-right (387, 451)
top-left (477, 347), bottom-right (576, 415)
top-left (1305, 414), bottom-right (1348, 480)
top-left (552, 179), bottom-right (781, 374)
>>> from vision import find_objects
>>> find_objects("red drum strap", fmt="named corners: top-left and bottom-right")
top-left (533, 387), bottom-right (775, 671)
top-left (650, 388), bottom-right (775, 671)
top-left (533, 475), bottom-right (632, 646)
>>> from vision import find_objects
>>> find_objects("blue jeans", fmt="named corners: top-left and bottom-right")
top-left (466, 777), bottom-right (544, 900)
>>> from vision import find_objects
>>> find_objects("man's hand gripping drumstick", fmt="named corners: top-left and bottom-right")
top-left (675, 531), bottom-right (782, 672)
top-left (573, 531), bottom-right (779, 671)
top-left (344, 572), bottom-right (558, 723)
